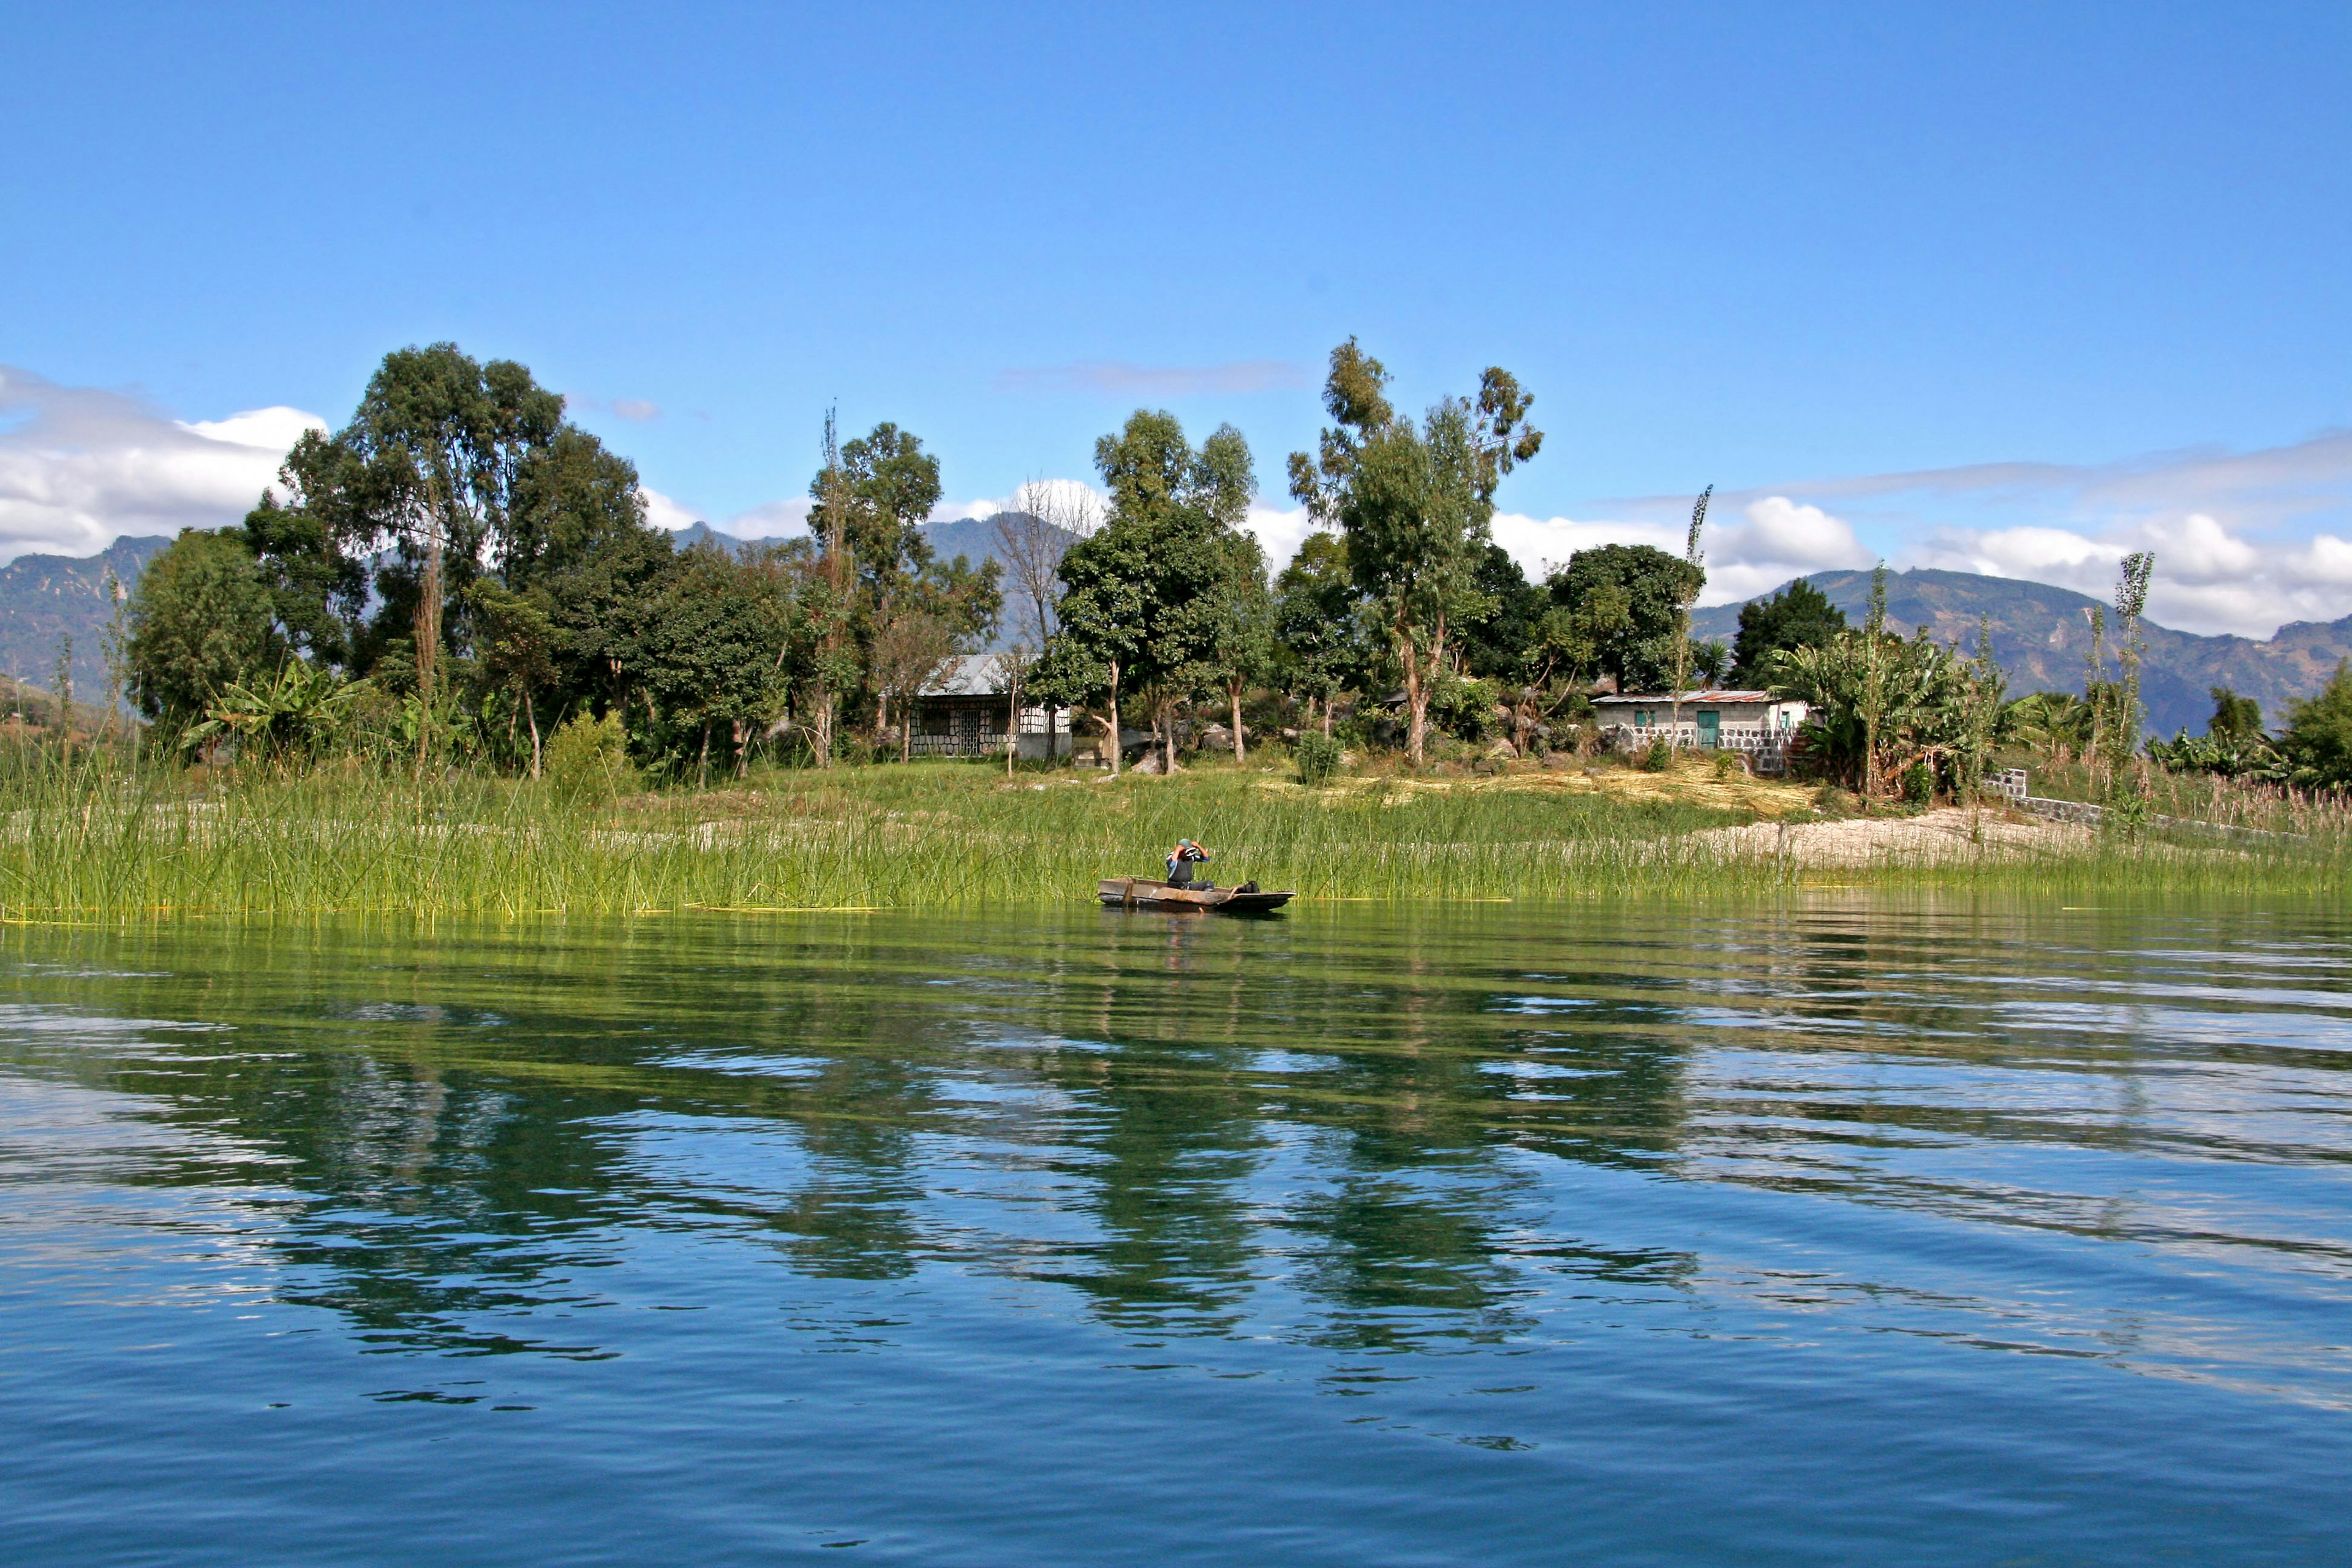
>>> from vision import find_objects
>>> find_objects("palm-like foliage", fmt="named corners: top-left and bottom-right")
top-left (180, 661), bottom-right (372, 765)
top-left (2145, 728), bottom-right (2282, 780)
top-left (1768, 627), bottom-right (2000, 795)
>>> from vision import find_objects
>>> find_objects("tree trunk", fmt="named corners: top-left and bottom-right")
top-left (1108, 667), bottom-right (1121, 777)
top-left (414, 530), bottom-right (443, 776)
top-left (1322, 698), bottom-right (1333, 738)
top-left (1006, 678), bottom-right (1019, 778)
top-left (734, 717), bottom-right (748, 779)
top-left (697, 723), bottom-right (710, 790)
top-left (1400, 627), bottom-right (1428, 768)
top-left (525, 691), bottom-right (540, 780)
top-left (901, 694), bottom-right (913, 764)
top-left (1229, 682), bottom-right (1246, 763)
top-left (1161, 699), bottom-right (1178, 774)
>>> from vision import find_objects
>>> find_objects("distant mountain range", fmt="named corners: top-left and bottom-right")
top-left (1692, 568), bottom-right (2352, 737)
top-left (13, 537), bottom-right (2342, 737)
top-left (0, 535), bottom-right (170, 703)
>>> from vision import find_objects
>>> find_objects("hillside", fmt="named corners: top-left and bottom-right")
top-left (0, 535), bottom-right (170, 701)
top-left (1693, 567), bottom-right (2352, 736)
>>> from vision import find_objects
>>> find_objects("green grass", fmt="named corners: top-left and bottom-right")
top-left (3, 748), bottom-right (2346, 921)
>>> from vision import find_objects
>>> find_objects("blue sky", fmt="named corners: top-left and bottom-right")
top-left (5, 2), bottom-right (2350, 635)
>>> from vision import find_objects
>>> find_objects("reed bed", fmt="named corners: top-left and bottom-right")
top-left (7, 752), bottom-right (2347, 922)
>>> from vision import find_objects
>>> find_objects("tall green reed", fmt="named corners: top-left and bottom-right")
top-left (4, 750), bottom-right (2343, 922)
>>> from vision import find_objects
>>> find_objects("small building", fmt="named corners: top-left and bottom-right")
top-left (1593, 690), bottom-right (1809, 770)
top-left (905, 654), bottom-right (1074, 760)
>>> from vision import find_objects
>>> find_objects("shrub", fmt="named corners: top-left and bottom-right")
top-left (1902, 760), bottom-right (1934, 804)
top-left (1711, 748), bottom-right (1744, 780)
top-left (1294, 730), bottom-right (1344, 787)
top-left (546, 711), bottom-right (633, 804)
top-left (1641, 738), bottom-right (1673, 772)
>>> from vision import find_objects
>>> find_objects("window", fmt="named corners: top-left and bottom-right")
top-left (1634, 709), bottom-right (1651, 727)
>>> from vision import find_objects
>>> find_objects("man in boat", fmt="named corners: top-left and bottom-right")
top-left (1165, 839), bottom-right (1212, 891)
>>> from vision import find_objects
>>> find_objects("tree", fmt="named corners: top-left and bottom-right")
top-left (542, 516), bottom-right (679, 727)
top-left (124, 529), bottom-right (281, 736)
top-left (1036, 526), bottom-right (1145, 775)
top-left (996, 480), bottom-right (1099, 650)
top-left (1207, 530), bottom-right (1274, 761)
top-left (469, 581), bottom-right (560, 777)
top-left (643, 545), bottom-right (790, 785)
top-left (1544, 545), bottom-right (1699, 695)
top-left (1287, 339), bottom-right (1541, 766)
top-left (994, 480), bottom-right (1098, 761)
top-left (1728, 578), bottom-right (1847, 685)
top-left (250, 344), bottom-right (646, 768)
top-left (2279, 660), bottom-right (2352, 788)
top-left (1861, 564), bottom-right (1889, 801)
top-left (2109, 550), bottom-right (2155, 784)
top-left (1272, 531), bottom-right (1366, 736)
top-left (1453, 543), bottom-right (1547, 682)
top-left (870, 608), bottom-right (964, 764)
top-left (1668, 485), bottom-right (1711, 734)
top-left (1082, 409), bottom-right (1255, 774)
top-left (1767, 616), bottom-right (1979, 796)
top-left (2208, 687), bottom-right (2263, 743)
top-left (241, 486), bottom-right (369, 666)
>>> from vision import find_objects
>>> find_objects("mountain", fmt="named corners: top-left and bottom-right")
top-left (0, 535), bottom-right (172, 702)
top-left (1692, 568), bottom-right (2352, 737)
top-left (665, 514), bottom-right (1028, 569)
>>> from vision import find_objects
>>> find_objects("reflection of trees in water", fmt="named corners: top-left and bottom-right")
top-left (2, 910), bottom-right (1719, 1356)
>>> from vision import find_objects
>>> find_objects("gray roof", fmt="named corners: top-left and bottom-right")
top-left (919, 654), bottom-right (1009, 697)
top-left (1593, 690), bottom-right (1781, 705)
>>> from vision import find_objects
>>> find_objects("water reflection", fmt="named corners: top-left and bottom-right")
top-left (2, 902), bottom-right (2350, 1387)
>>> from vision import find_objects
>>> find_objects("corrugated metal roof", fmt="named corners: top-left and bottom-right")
top-left (1593, 690), bottom-right (1781, 704)
top-left (919, 654), bottom-right (1009, 697)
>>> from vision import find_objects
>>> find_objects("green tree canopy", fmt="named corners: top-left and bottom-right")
top-left (2279, 660), bottom-right (2352, 788)
top-left (1457, 543), bottom-right (1547, 682)
top-left (252, 343), bottom-right (647, 692)
top-left (125, 529), bottom-right (281, 729)
top-left (1287, 339), bottom-right (1541, 764)
top-left (1545, 543), bottom-right (1700, 694)
top-left (1039, 410), bottom-right (1254, 772)
top-left (1273, 530), bottom-right (1371, 723)
top-left (2207, 685), bottom-right (2263, 742)
top-left (1729, 578), bottom-right (1847, 686)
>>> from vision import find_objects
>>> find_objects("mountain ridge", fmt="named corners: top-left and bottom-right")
top-left (1692, 568), bottom-right (2352, 736)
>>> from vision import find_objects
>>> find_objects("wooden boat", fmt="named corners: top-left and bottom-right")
top-left (1096, 877), bottom-right (1295, 914)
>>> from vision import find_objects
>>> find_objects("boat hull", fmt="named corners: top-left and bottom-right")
top-left (1096, 878), bottom-right (1295, 914)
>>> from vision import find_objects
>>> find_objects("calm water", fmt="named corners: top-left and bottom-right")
top-left (2, 902), bottom-right (2348, 1566)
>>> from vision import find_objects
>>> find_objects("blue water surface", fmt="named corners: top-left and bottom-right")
top-left (1, 902), bottom-right (2346, 1566)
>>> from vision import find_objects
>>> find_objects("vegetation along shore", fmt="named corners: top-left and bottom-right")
top-left (13, 336), bottom-right (2351, 921)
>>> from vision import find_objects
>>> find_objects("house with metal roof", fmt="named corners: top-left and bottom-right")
top-left (1593, 690), bottom-right (1809, 771)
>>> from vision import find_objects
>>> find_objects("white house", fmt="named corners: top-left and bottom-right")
top-left (1593, 690), bottom-right (1809, 768)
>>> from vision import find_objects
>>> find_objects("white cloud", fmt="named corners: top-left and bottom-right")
top-left (1917, 510), bottom-right (2352, 637)
top-left (1242, 500), bottom-right (1314, 569)
top-left (638, 484), bottom-right (704, 534)
top-left (1482, 494), bottom-right (1870, 605)
top-left (0, 366), bottom-right (325, 562)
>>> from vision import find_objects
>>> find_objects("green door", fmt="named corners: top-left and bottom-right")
top-left (1697, 710), bottom-right (1720, 747)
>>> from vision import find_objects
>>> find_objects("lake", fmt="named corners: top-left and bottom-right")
top-left (2, 901), bottom-right (2346, 1566)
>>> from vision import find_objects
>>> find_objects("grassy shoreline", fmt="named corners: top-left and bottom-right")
top-left (9, 752), bottom-right (2348, 921)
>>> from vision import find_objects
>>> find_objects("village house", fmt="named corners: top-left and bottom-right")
top-left (1593, 690), bottom-right (1810, 771)
top-left (902, 654), bottom-right (1076, 760)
